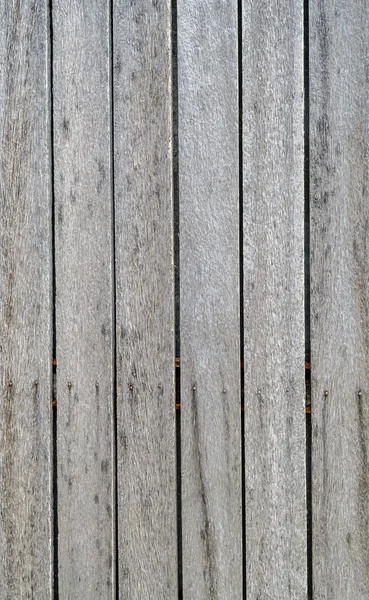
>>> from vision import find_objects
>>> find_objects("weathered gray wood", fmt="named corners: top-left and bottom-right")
top-left (178, 2), bottom-right (242, 597)
top-left (53, 2), bottom-right (114, 596)
top-left (242, 1), bottom-right (306, 597)
top-left (310, 2), bottom-right (369, 597)
top-left (0, 2), bottom-right (53, 598)
top-left (113, 2), bottom-right (177, 597)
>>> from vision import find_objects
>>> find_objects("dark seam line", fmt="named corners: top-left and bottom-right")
top-left (175, 369), bottom-right (182, 600)
top-left (109, 2), bottom-right (119, 598)
top-left (172, 0), bottom-right (182, 598)
top-left (238, 1), bottom-right (246, 598)
top-left (304, 0), bottom-right (312, 597)
top-left (49, 1), bottom-right (58, 598)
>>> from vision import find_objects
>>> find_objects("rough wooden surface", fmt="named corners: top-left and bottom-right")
top-left (113, 2), bottom-right (177, 597)
top-left (0, 2), bottom-right (53, 598)
top-left (242, 1), bottom-right (306, 597)
top-left (310, 2), bottom-right (369, 598)
top-left (178, 2), bottom-right (242, 597)
top-left (4, 2), bottom-right (369, 596)
top-left (53, 2), bottom-right (114, 596)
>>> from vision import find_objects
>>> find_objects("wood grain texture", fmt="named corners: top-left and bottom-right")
top-left (310, 2), bottom-right (369, 598)
top-left (0, 2), bottom-right (53, 598)
top-left (113, 2), bottom-right (177, 597)
top-left (178, 2), bottom-right (242, 597)
top-left (53, 2), bottom-right (114, 596)
top-left (242, 1), bottom-right (306, 597)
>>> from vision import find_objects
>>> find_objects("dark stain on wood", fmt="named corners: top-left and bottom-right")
top-left (357, 390), bottom-right (369, 579)
top-left (191, 383), bottom-right (217, 597)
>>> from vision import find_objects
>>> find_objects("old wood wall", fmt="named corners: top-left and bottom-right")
top-left (0, 1), bottom-right (368, 599)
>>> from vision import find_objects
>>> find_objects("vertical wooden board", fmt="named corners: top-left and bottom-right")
top-left (242, 1), bottom-right (306, 597)
top-left (53, 2), bottom-right (114, 596)
top-left (113, 2), bottom-right (177, 598)
top-left (310, 2), bottom-right (369, 597)
top-left (178, 2), bottom-right (242, 598)
top-left (0, 2), bottom-right (52, 598)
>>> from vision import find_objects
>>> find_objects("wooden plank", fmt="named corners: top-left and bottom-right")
top-left (242, 1), bottom-right (306, 597)
top-left (178, 2), bottom-right (242, 597)
top-left (113, 2), bottom-right (177, 597)
top-left (310, 2), bottom-right (369, 597)
top-left (53, 2), bottom-right (114, 596)
top-left (0, 2), bottom-right (53, 597)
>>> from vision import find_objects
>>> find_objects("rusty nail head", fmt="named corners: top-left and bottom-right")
top-left (324, 390), bottom-right (328, 397)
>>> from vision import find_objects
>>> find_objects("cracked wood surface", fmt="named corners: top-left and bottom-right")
top-left (0, 2), bottom-right (53, 598)
top-left (178, 2), bottom-right (242, 598)
top-left (242, 0), bottom-right (306, 597)
top-left (311, 2), bottom-right (369, 598)
top-left (53, 1), bottom-right (114, 597)
top-left (113, 1), bottom-right (177, 598)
